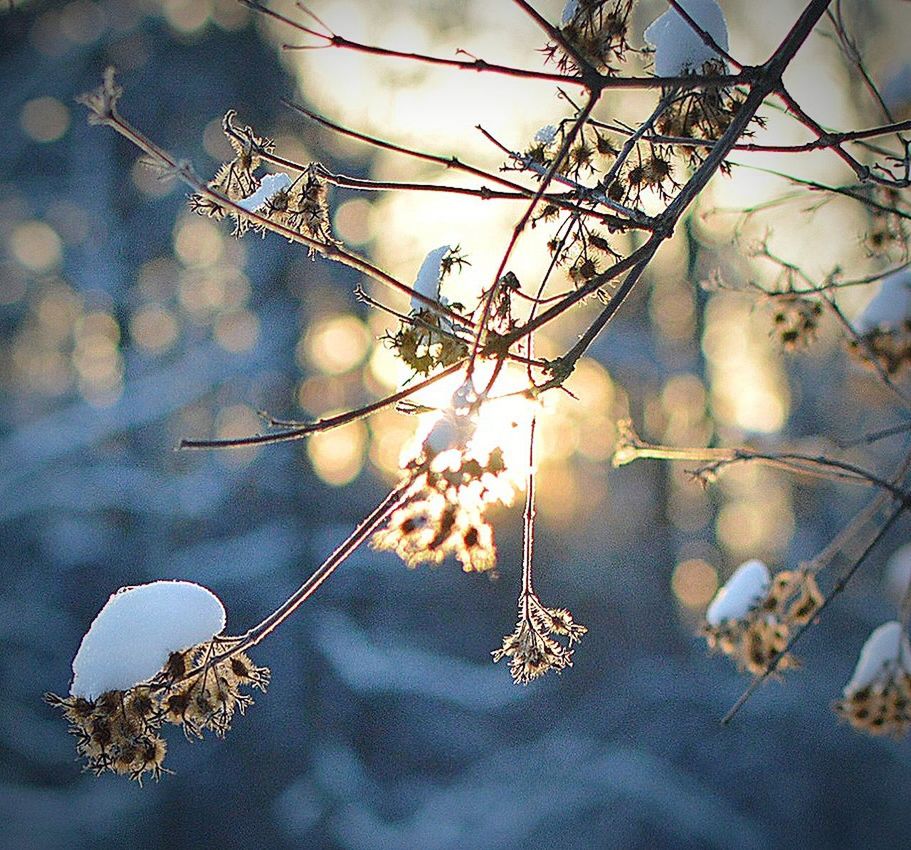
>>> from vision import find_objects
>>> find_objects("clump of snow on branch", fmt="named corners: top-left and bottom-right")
top-left (644, 0), bottom-right (729, 77)
top-left (422, 381), bottom-right (478, 457)
top-left (843, 621), bottom-right (911, 696)
top-left (560, 0), bottom-right (579, 26)
top-left (70, 580), bottom-right (226, 699)
top-left (856, 270), bottom-right (911, 333)
top-left (705, 559), bottom-right (770, 625)
top-left (411, 245), bottom-right (452, 313)
top-left (535, 125), bottom-right (558, 146)
top-left (236, 172), bottom-right (293, 212)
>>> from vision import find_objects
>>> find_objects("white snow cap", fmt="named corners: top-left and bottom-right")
top-left (705, 558), bottom-right (770, 626)
top-left (535, 125), bottom-right (558, 145)
top-left (644, 0), bottom-right (729, 77)
top-left (561, 0), bottom-right (579, 26)
top-left (856, 270), bottom-right (911, 333)
top-left (423, 381), bottom-right (478, 455)
top-left (236, 172), bottom-right (293, 212)
top-left (411, 245), bottom-right (451, 313)
top-left (844, 621), bottom-right (911, 695)
top-left (70, 580), bottom-right (227, 700)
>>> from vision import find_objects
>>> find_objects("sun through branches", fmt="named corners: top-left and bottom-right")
top-left (48, 0), bottom-right (911, 778)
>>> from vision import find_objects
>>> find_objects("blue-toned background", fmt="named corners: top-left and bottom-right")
top-left (3, 1), bottom-right (911, 848)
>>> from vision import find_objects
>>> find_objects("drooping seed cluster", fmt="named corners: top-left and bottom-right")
top-left (45, 645), bottom-right (269, 782)
top-left (492, 592), bottom-right (587, 684)
top-left (702, 570), bottom-right (823, 675)
top-left (372, 445), bottom-right (510, 574)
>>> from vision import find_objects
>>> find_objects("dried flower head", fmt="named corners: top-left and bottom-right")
top-left (493, 592), bottom-right (587, 684)
top-left (372, 389), bottom-right (516, 573)
top-left (703, 564), bottom-right (823, 676)
top-left (654, 61), bottom-right (750, 169)
top-left (46, 642), bottom-right (270, 781)
top-left (849, 323), bottom-right (911, 375)
top-left (550, 0), bottom-right (635, 76)
top-left (834, 621), bottom-right (911, 738)
top-left (188, 111), bottom-right (275, 227)
top-left (75, 66), bottom-right (123, 126)
top-left (769, 295), bottom-right (823, 350)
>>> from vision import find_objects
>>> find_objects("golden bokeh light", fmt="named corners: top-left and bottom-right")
top-left (671, 559), bottom-right (719, 609)
top-left (297, 375), bottom-right (352, 416)
top-left (9, 221), bottom-right (63, 273)
top-left (214, 405), bottom-right (262, 468)
top-left (703, 295), bottom-right (789, 434)
top-left (131, 304), bottom-right (179, 354)
top-left (307, 415), bottom-right (368, 486)
top-left (131, 157), bottom-right (177, 198)
top-left (333, 199), bottom-right (373, 246)
top-left (174, 217), bottom-right (224, 268)
top-left (20, 96), bottom-right (70, 143)
top-left (214, 309), bottom-right (260, 353)
top-left (162, 0), bottom-right (211, 34)
top-left (301, 313), bottom-right (372, 375)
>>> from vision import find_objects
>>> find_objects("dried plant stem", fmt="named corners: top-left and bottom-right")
top-left (102, 111), bottom-right (472, 326)
top-left (722, 500), bottom-right (906, 726)
top-left (603, 117), bottom-right (911, 153)
top-left (666, 0), bottom-right (742, 69)
top-left (179, 361), bottom-right (466, 450)
top-left (282, 101), bottom-right (648, 230)
top-left (183, 478), bottom-right (414, 683)
top-left (617, 435), bottom-right (909, 495)
top-left (466, 92), bottom-right (599, 382)
top-left (801, 457), bottom-right (911, 575)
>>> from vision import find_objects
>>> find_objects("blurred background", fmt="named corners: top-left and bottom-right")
top-left (3, 0), bottom-right (911, 847)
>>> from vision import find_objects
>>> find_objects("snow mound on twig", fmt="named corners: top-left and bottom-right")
top-left (705, 559), bottom-right (769, 626)
top-left (644, 0), bottom-right (729, 77)
top-left (411, 245), bottom-right (451, 313)
top-left (856, 270), bottom-right (911, 333)
top-left (70, 580), bottom-right (226, 699)
top-left (236, 172), bottom-right (293, 212)
top-left (844, 620), bottom-right (911, 695)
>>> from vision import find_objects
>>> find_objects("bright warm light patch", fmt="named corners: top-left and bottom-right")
top-left (716, 498), bottom-right (795, 557)
top-left (9, 221), bottom-right (62, 273)
top-left (308, 415), bottom-right (367, 486)
top-left (131, 305), bottom-right (178, 353)
top-left (672, 559), bottom-right (718, 609)
top-left (703, 295), bottom-right (789, 434)
top-left (163, 0), bottom-right (211, 34)
top-left (405, 361), bottom-right (537, 487)
top-left (20, 96), bottom-right (70, 142)
top-left (215, 405), bottom-right (261, 467)
top-left (174, 217), bottom-right (224, 267)
top-left (302, 314), bottom-right (372, 375)
top-left (333, 199), bottom-right (373, 245)
top-left (215, 309), bottom-right (259, 353)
